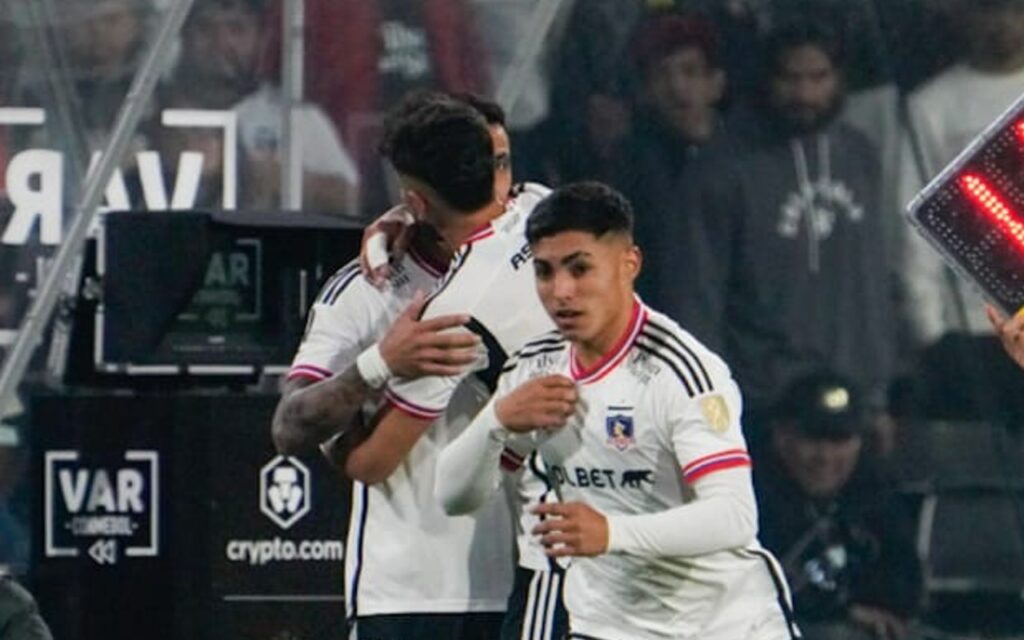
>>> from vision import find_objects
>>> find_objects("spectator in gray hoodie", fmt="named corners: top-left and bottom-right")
top-left (669, 18), bottom-right (896, 444)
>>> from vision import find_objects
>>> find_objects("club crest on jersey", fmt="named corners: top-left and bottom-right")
top-left (605, 409), bottom-right (635, 451)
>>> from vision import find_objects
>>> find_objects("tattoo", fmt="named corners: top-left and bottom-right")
top-left (272, 363), bottom-right (377, 454)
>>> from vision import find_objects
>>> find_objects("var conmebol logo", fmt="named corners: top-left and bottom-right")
top-left (45, 451), bottom-right (159, 565)
top-left (260, 456), bottom-right (311, 529)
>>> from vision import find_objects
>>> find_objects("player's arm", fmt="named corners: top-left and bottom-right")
top-left (272, 292), bottom-right (479, 455)
top-left (359, 205), bottom-right (416, 286)
top-left (533, 467), bottom-right (757, 558)
top-left (534, 379), bottom-right (757, 558)
top-left (435, 374), bottom-right (578, 514)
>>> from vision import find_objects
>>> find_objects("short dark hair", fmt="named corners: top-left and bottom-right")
top-left (453, 92), bottom-right (506, 127)
top-left (526, 182), bottom-right (634, 245)
top-left (764, 17), bottom-right (845, 76)
top-left (380, 91), bottom-right (495, 212)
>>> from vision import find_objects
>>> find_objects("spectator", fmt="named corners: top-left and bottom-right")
top-left (611, 12), bottom-right (728, 306)
top-left (174, 0), bottom-right (359, 214)
top-left (898, 0), bottom-right (1024, 349)
top-left (0, 574), bottom-right (53, 640)
top-left (0, 422), bottom-right (28, 574)
top-left (123, 88), bottom-right (240, 211)
top-left (755, 371), bottom-right (922, 640)
top-left (61, 0), bottom-right (150, 146)
top-left (261, 0), bottom-right (489, 215)
top-left (542, 0), bottom-right (643, 185)
top-left (671, 18), bottom-right (896, 438)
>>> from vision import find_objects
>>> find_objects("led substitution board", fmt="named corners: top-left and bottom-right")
top-left (907, 94), bottom-right (1024, 316)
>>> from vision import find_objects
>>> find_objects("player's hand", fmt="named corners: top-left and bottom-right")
top-left (495, 375), bottom-right (578, 433)
top-left (848, 603), bottom-right (908, 640)
top-left (359, 205), bottom-right (416, 288)
top-left (378, 290), bottom-right (480, 378)
top-left (532, 501), bottom-right (609, 557)
top-left (986, 304), bottom-right (1024, 371)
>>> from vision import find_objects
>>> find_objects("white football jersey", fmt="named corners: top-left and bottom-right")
top-left (499, 300), bottom-right (796, 640)
top-left (386, 182), bottom-right (558, 571)
top-left (288, 246), bottom-right (514, 618)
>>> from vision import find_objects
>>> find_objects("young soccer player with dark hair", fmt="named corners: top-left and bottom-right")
top-left (438, 182), bottom-right (801, 640)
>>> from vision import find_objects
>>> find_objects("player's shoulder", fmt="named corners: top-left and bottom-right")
top-left (420, 241), bottom-right (483, 315)
top-left (501, 329), bottom-right (568, 375)
top-left (493, 182), bottom-right (551, 235)
top-left (510, 181), bottom-right (551, 207)
top-left (314, 259), bottom-right (366, 306)
top-left (634, 307), bottom-right (732, 398)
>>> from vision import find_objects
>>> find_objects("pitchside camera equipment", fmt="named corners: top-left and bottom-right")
top-left (907, 93), bottom-right (1024, 316)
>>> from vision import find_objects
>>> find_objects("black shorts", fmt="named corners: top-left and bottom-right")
top-left (353, 611), bottom-right (504, 640)
top-left (500, 566), bottom-right (568, 640)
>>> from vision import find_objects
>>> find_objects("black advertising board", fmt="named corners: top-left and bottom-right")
top-left (30, 391), bottom-right (350, 640)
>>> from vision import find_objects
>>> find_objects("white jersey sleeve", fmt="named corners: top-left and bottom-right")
top-left (288, 260), bottom-right (379, 382)
top-left (661, 351), bottom-right (752, 486)
top-left (385, 183), bottom-right (554, 420)
top-left (433, 334), bottom-right (551, 512)
top-left (288, 254), bottom-right (437, 382)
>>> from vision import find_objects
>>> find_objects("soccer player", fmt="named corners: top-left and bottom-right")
top-left (347, 92), bottom-right (569, 640)
top-left (272, 93), bottom-right (519, 640)
top-left (437, 182), bottom-right (801, 640)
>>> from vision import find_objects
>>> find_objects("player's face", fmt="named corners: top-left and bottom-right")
top-left (532, 231), bottom-right (641, 354)
top-left (644, 46), bottom-right (725, 140)
top-left (775, 426), bottom-right (861, 499)
top-left (963, 6), bottom-right (1024, 66)
top-left (490, 124), bottom-right (513, 204)
top-left (768, 44), bottom-right (841, 134)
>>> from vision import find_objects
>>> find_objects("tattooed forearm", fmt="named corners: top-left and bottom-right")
top-left (271, 363), bottom-right (376, 455)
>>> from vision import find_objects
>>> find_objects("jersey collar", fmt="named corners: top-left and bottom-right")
top-left (569, 297), bottom-right (647, 385)
top-left (463, 221), bottom-right (495, 245)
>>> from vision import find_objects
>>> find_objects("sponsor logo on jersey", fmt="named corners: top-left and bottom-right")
top-left (510, 241), bottom-right (533, 271)
top-left (550, 464), bottom-right (654, 491)
top-left (605, 408), bottom-right (635, 451)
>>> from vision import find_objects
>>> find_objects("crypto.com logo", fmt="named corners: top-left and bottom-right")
top-left (259, 456), bottom-right (311, 529)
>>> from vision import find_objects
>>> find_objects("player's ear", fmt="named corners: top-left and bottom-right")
top-left (402, 188), bottom-right (429, 220)
top-left (623, 243), bottom-right (642, 283)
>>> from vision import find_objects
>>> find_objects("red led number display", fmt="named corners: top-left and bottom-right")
top-left (958, 172), bottom-right (1024, 252)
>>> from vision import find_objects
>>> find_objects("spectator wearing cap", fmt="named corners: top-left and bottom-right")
top-left (754, 371), bottom-right (922, 640)
top-left (610, 11), bottom-right (730, 308)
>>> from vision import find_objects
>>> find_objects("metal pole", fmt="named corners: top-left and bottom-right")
top-left (0, 0), bottom-right (196, 416)
top-left (280, 0), bottom-right (304, 210)
top-left (21, 0), bottom-right (89, 185)
top-left (495, 0), bottom-right (569, 116)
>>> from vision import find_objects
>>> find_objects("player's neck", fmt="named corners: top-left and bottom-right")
top-left (436, 200), bottom-right (506, 248)
top-left (574, 296), bottom-right (638, 370)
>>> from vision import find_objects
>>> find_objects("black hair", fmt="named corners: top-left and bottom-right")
top-left (526, 181), bottom-right (634, 245)
top-left (763, 17), bottom-right (845, 77)
top-left (453, 92), bottom-right (506, 127)
top-left (380, 91), bottom-right (495, 213)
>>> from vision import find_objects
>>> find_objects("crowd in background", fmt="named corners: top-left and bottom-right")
top-left (1, 0), bottom-right (1024, 637)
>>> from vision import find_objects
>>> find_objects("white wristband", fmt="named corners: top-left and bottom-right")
top-left (356, 344), bottom-right (392, 389)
